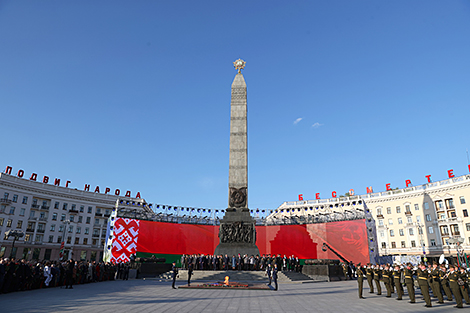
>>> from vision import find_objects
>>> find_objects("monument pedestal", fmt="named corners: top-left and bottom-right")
top-left (214, 211), bottom-right (260, 257)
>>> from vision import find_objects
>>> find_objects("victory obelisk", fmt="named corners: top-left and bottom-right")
top-left (214, 59), bottom-right (260, 257)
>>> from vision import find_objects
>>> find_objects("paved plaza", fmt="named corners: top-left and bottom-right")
top-left (0, 279), bottom-right (465, 312)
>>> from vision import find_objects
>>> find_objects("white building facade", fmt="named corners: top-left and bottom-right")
top-left (0, 173), bottom-right (147, 261)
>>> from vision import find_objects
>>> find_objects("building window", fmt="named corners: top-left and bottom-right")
top-left (399, 229), bottom-right (404, 236)
top-left (401, 241), bottom-right (406, 248)
top-left (48, 235), bottom-right (54, 243)
top-left (88, 206), bottom-right (92, 214)
top-left (396, 206), bottom-right (401, 213)
top-left (75, 237), bottom-right (79, 244)
top-left (425, 214), bottom-right (431, 221)
top-left (50, 224), bottom-right (55, 231)
top-left (387, 207), bottom-right (391, 214)
top-left (436, 200), bottom-right (444, 210)
top-left (80, 205), bottom-right (84, 213)
top-left (6, 219), bottom-right (12, 227)
top-left (85, 227), bottom-right (89, 235)
top-left (62, 203), bottom-right (68, 210)
top-left (94, 218), bottom-right (99, 225)
top-left (57, 236), bottom-right (62, 244)
top-left (411, 240), bottom-right (416, 247)
top-left (398, 218), bottom-right (403, 224)
top-left (61, 214), bottom-right (66, 221)
top-left (428, 226), bottom-right (434, 234)
top-left (390, 230), bottom-right (395, 237)
top-left (54, 202), bottom-right (59, 209)
top-left (466, 223), bottom-right (470, 232)
top-left (440, 213), bottom-right (446, 220)
top-left (68, 225), bottom-right (73, 233)
top-left (24, 234), bottom-right (31, 242)
top-left (416, 215), bottom-right (421, 223)
top-left (3, 192), bottom-right (9, 199)
top-left (418, 227), bottom-right (423, 235)
top-left (33, 199), bottom-right (38, 206)
top-left (35, 234), bottom-right (43, 243)
top-left (59, 225), bottom-right (64, 232)
top-left (16, 220), bottom-right (23, 228)
top-left (78, 216), bottom-right (83, 223)
top-left (379, 231), bottom-right (384, 237)
top-left (67, 237), bottom-right (71, 244)
top-left (105, 209), bottom-right (111, 216)
top-left (407, 217), bottom-right (412, 224)
top-left (12, 194), bottom-right (18, 203)
top-left (19, 208), bottom-right (25, 216)
top-left (450, 211), bottom-right (456, 218)
top-left (414, 203), bottom-right (419, 211)
top-left (430, 239), bottom-right (436, 246)
top-left (0, 205), bottom-right (5, 213)
top-left (86, 217), bottom-right (91, 224)
top-left (405, 205), bottom-right (411, 212)
top-left (424, 202), bottom-right (429, 210)
top-left (9, 207), bottom-right (15, 214)
top-left (381, 242), bottom-right (386, 248)
top-left (441, 226), bottom-right (449, 235)
top-left (69, 215), bottom-right (74, 222)
top-left (452, 225), bottom-right (459, 235)
top-left (76, 226), bottom-right (81, 234)
top-left (39, 212), bottom-right (45, 219)
top-left (391, 242), bottom-right (396, 248)
top-left (378, 219), bottom-right (384, 226)
top-left (22, 196), bottom-right (28, 204)
top-left (71, 204), bottom-right (76, 211)
top-left (29, 210), bottom-right (35, 218)
top-left (101, 229), bottom-right (106, 237)
top-left (52, 213), bottom-right (57, 221)
top-left (447, 199), bottom-right (455, 209)
top-left (83, 238), bottom-right (88, 245)
top-left (409, 228), bottom-right (414, 236)
top-left (388, 219), bottom-right (393, 225)
top-left (464, 210), bottom-right (469, 217)
top-left (460, 196), bottom-right (466, 204)
top-left (0, 218), bottom-right (3, 226)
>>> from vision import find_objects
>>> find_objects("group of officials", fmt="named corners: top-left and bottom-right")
top-left (356, 262), bottom-right (470, 309)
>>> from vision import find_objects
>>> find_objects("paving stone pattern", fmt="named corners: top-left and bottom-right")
top-left (0, 279), bottom-right (461, 312)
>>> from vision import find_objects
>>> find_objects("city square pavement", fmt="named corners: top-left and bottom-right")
top-left (0, 279), bottom-right (465, 312)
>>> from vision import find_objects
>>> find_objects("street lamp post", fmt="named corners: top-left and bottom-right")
top-left (5, 229), bottom-right (25, 259)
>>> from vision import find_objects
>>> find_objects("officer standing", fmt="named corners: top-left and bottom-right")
top-left (382, 264), bottom-right (392, 298)
top-left (404, 263), bottom-right (416, 303)
top-left (171, 261), bottom-right (178, 289)
top-left (365, 264), bottom-right (374, 293)
top-left (392, 264), bottom-right (403, 300)
top-left (187, 263), bottom-right (193, 286)
top-left (266, 263), bottom-right (272, 286)
top-left (273, 263), bottom-right (278, 291)
top-left (356, 263), bottom-right (365, 299)
top-left (431, 262), bottom-right (444, 303)
top-left (417, 263), bottom-right (432, 307)
top-left (448, 264), bottom-right (464, 308)
top-left (373, 264), bottom-right (382, 295)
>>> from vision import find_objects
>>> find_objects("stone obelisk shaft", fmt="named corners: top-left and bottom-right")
top-left (228, 73), bottom-right (248, 210)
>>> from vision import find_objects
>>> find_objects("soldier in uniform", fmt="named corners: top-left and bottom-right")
top-left (266, 263), bottom-right (272, 286)
top-left (441, 264), bottom-right (453, 301)
top-left (448, 264), bottom-right (464, 308)
top-left (356, 263), bottom-right (365, 299)
top-left (171, 261), bottom-right (178, 289)
top-left (459, 266), bottom-right (470, 304)
top-left (392, 264), bottom-right (403, 300)
top-left (431, 262), bottom-right (444, 303)
top-left (273, 263), bottom-right (278, 291)
top-left (404, 263), bottom-right (416, 303)
top-left (373, 264), bottom-right (382, 295)
top-left (365, 264), bottom-right (374, 293)
top-left (418, 263), bottom-right (432, 307)
top-left (342, 263), bottom-right (349, 280)
top-left (382, 264), bottom-right (392, 298)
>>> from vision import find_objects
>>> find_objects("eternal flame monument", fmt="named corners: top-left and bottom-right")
top-left (214, 59), bottom-right (260, 257)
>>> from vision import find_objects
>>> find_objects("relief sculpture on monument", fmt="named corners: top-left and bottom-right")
top-left (229, 187), bottom-right (247, 208)
top-left (219, 222), bottom-right (254, 244)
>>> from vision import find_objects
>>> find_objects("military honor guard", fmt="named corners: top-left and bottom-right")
top-left (404, 263), bottom-right (416, 303)
top-left (382, 264), bottom-right (392, 298)
top-left (357, 264), bottom-right (365, 299)
top-left (373, 264), bottom-right (382, 295)
top-left (431, 262), bottom-right (444, 303)
top-left (458, 266), bottom-right (470, 305)
top-left (441, 264), bottom-right (454, 301)
top-left (417, 263), bottom-right (432, 307)
top-left (365, 264), bottom-right (374, 293)
top-left (448, 264), bottom-right (464, 308)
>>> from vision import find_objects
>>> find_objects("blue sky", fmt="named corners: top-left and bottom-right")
top-left (1, 1), bottom-right (469, 213)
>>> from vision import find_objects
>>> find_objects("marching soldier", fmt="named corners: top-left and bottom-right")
top-left (417, 263), bottom-right (432, 307)
top-left (458, 266), bottom-right (470, 304)
top-left (392, 264), bottom-right (403, 300)
top-left (404, 263), bottom-right (416, 303)
top-left (357, 263), bottom-right (365, 299)
top-left (342, 262), bottom-right (349, 280)
top-left (448, 264), bottom-right (464, 308)
top-left (441, 264), bottom-right (453, 301)
top-left (431, 262), bottom-right (444, 303)
top-left (365, 264), bottom-right (374, 293)
top-left (373, 264), bottom-right (382, 295)
top-left (382, 264), bottom-right (392, 298)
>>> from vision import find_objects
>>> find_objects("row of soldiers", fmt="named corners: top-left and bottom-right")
top-left (357, 262), bottom-right (470, 308)
top-left (180, 254), bottom-right (302, 272)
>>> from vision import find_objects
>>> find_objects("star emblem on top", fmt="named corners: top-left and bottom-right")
top-left (233, 59), bottom-right (246, 73)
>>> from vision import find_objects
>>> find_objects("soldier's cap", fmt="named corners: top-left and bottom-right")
top-left (433, 262), bottom-right (437, 265)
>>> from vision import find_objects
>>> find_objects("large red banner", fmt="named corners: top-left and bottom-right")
top-left (131, 219), bottom-right (369, 264)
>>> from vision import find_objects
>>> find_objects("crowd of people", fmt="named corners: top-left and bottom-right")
top-left (180, 254), bottom-right (302, 272)
top-left (355, 262), bottom-right (470, 309)
top-left (0, 257), bottom-right (131, 294)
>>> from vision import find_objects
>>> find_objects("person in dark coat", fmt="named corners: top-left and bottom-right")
top-left (273, 263), bottom-right (278, 291)
top-left (65, 259), bottom-right (74, 289)
top-left (266, 263), bottom-right (272, 286)
top-left (171, 261), bottom-right (178, 289)
top-left (187, 263), bottom-right (193, 286)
